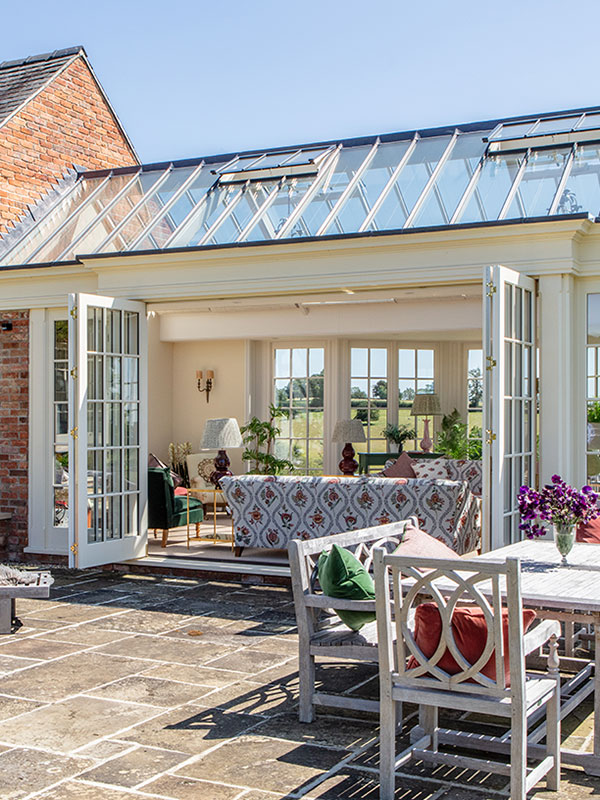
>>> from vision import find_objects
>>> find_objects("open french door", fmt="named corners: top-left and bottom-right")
top-left (483, 266), bottom-right (537, 551)
top-left (68, 293), bottom-right (147, 568)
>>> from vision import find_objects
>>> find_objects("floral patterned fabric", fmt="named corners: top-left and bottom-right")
top-left (220, 475), bottom-right (480, 555)
top-left (445, 459), bottom-right (483, 497)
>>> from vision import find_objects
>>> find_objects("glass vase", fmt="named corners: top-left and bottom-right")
top-left (554, 523), bottom-right (576, 566)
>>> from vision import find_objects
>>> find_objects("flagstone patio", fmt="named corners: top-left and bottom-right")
top-left (0, 568), bottom-right (598, 799)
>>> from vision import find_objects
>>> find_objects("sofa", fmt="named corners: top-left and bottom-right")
top-left (219, 474), bottom-right (480, 557)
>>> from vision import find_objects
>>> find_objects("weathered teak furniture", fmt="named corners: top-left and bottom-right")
top-left (288, 519), bottom-right (414, 722)
top-left (0, 571), bottom-right (54, 633)
top-left (373, 551), bottom-right (561, 800)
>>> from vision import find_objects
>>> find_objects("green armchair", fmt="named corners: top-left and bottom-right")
top-left (148, 467), bottom-right (204, 547)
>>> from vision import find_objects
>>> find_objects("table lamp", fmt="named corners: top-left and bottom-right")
top-left (410, 393), bottom-right (442, 453)
top-left (332, 419), bottom-right (366, 475)
top-left (200, 417), bottom-right (243, 486)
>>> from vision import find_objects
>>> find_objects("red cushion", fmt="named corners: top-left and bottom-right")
top-left (577, 516), bottom-right (600, 543)
top-left (382, 452), bottom-right (417, 478)
top-left (174, 487), bottom-right (188, 496)
top-left (407, 603), bottom-right (536, 684)
top-left (395, 524), bottom-right (460, 560)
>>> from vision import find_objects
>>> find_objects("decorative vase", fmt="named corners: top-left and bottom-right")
top-left (554, 523), bottom-right (576, 566)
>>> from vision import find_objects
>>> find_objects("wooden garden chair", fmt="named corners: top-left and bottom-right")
top-left (373, 552), bottom-right (561, 800)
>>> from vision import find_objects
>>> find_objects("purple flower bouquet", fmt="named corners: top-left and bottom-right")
top-left (518, 475), bottom-right (599, 565)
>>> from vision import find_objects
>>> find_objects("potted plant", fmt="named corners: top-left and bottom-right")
top-left (241, 404), bottom-right (294, 475)
top-left (382, 423), bottom-right (415, 453)
top-left (519, 475), bottom-right (599, 565)
top-left (436, 409), bottom-right (468, 459)
top-left (588, 402), bottom-right (600, 451)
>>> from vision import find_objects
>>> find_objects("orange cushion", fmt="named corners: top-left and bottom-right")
top-left (382, 452), bottom-right (417, 478)
top-left (407, 603), bottom-right (536, 684)
top-left (395, 524), bottom-right (460, 560)
top-left (577, 517), bottom-right (600, 543)
top-left (174, 487), bottom-right (188, 496)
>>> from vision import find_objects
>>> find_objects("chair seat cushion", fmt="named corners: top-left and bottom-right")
top-left (318, 544), bottom-right (376, 631)
top-left (394, 524), bottom-right (461, 559)
top-left (577, 516), bottom-right (600, 543)
top-left (407, 603), bottom-right (537, 683)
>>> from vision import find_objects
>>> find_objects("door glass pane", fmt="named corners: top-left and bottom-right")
top-left (587, 294), bottom-right (600, 486)
top-left (52, 320), bottom-right (69, 528)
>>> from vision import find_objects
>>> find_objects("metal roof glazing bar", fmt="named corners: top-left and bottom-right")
top-left (93, 165), bottom-right (174, 253)
top-left (449, 156), bottom-right (485, 224)
top-left (274, 147), bottom-right (341, 239)
top-left (197, 186), bottom-right (245, 245)
top-left (24, 171), bottom-right (114, 263)
top-left (54, 169), bottom-right (142, 261)
top-left (497, 151), bottom-right (529, 220)
top-left (358, 134), bottom-right (419, 232)
top-left (127, 162), bottom-right (205, 250)
top-left (315, 140), bottom-right (380, 236)
top-left (404, 131), bottom-right (458, 227)
top-left (548, 146), bottom-right (576, 215)
top-left (162, 184), bottom-right (216, 249)
top-left (236, 181), bottom-right (283, 241)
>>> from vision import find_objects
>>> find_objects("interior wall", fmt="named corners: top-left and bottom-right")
top-left (147, 312), bottom-right (174, 461)
top-left (171, 339), bottom-right (247, 473)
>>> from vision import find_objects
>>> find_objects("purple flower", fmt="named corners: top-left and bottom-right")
top-left (518, 475), bottom-right (599, 539)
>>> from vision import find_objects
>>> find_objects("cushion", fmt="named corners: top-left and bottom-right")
top-left (577, 516), bottom-right (600, 543)
top-left (317, 544), bottom-right (376, 631)
top-left (148, 452), bottom-right (184, 488)
top-left (394, 524), bottom-right (460, 559)
top-left (382, 452), bottom-right (417, 478)
top-left (174, 487), bottom-right (188, 496)
top-left (407, 603), bottom-right (536, 684)
top-left (413, 457), bottom-right (449, 480)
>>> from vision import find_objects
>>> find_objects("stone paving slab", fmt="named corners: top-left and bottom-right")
top-left (3, 568), bottom-right (600, 800)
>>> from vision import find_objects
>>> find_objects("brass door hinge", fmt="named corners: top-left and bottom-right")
top-left (485, 429), bottom-right (497, 445)
top-left (69, 426), bottom-right (78, 439)
top-left (485, 356), bottom-right (497, 371)
top-left (70, 367), bottom-right (77, 379)
top-left (486, 281), bottom-right (497, 298)
top-left (70, 543), bottom-right (78, 555)
top-left (69, 306), bottom-right (77, 319)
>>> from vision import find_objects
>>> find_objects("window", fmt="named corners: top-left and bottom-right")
top-left (52, 320), bottom-right (69, 528)
top-left (273, 347), bottom-right (324, 474)
top-left (467, 349), bottom-right (483, 458)
top-left (350, 348), bottom-right (388, 452)
top-left (586, 295), bottom-right (600, 485)
top-left (399, 349), bottom-right (435, 449)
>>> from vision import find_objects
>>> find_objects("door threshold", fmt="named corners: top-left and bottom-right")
top-left (123, 554), bottom-right (291, 578)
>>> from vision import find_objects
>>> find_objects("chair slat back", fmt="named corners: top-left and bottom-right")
top-left (374, 552), bottom-right (522, 699)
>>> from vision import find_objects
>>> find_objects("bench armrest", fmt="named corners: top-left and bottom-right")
top-left (303, 592), bottom-right (376, 613)
top-left (523, 618), bottom-right (561, 655)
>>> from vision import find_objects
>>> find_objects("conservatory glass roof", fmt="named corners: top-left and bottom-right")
top-left (2, 106), bottom-right (600, 267)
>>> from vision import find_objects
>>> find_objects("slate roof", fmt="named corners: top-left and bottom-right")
top-left (0, 46), bottom-right (83, 126)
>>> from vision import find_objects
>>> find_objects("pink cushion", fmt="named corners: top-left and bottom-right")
top-left (577, 516), bottom-right (600, 543)
top-left (382, 452), bottom-right (416, 478)
top-left (395, 524), bottom-right (459, 559)
top-left (174, 487), bottom-right (188, 496)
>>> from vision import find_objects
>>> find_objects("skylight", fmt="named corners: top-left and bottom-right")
top-left (487, 112), bottom-right (600, 151)
top-left (214, 146), bottom-right (334, 182)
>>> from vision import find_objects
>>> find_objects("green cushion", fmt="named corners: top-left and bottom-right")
top-left (317, 544), bottom-right (376, 631)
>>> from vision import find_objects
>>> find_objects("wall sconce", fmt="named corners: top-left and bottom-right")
top-left (196, 370), bottom-right (214, 403)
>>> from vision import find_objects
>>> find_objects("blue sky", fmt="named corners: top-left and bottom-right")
top-left (2, 0), bottom-right (600, 164)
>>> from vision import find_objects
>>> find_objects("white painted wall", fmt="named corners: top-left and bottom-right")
top-left (147, 312), bottom-right (174, 461)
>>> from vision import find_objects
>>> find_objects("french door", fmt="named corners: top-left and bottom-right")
top-left (68, 294), bottom-right (147, 568)
top-left (484, 266), bottom-right (537, 550)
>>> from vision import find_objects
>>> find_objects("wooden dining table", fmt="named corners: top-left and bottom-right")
top-left (474, 539), bottom-right (600, 775)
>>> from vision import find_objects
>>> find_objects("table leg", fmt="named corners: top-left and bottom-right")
top-left (213, 493), bottom-right (217, 543)
top-left (186, 492), bottom-right (190, 548)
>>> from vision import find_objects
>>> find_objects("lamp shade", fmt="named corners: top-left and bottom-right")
top-left (332, 419), bottom-right (366, 443)
top-left (410, 393), bottom-right (442, 417)
top-left (200, 418), bottom-right (243, 449)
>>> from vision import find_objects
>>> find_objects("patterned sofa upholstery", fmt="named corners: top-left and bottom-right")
top-left (219, 475), bottom-right (480, 556)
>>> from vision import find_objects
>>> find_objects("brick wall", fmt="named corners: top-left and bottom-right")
top-left (0, 311), bottom-right (29, 560)
top-left (0, 55), bottom-right (138, 234)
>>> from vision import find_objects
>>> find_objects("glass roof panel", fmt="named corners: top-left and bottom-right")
top-left (531, 116), bottom-right (581, 136)
top-left (490, 121), bottom-right (535, 141)
top-left (555, 145), bottom-right (600, 216)
top-left (323, 140), bottom-right (411, 234)
top-left (207, 182), bottom-right (279, 245)
top-left (2, 177), bottom-right (107, 265)
top-left (241, 177), bottom-right (316, 241)
top-left (292, 146), bottom-right (372, 236)
top-left (410, 133), bottom-right (487, 227)
top-left (503, 148), bottom-right (571, 219)
top-left (577, 113), bottom-right (600, 131)
top-left (368, 136), bottom-right (451, 230)
top-left (61, 170), bottom-right (166, 258)
top-left (458, 153), bottom-right (524, 223)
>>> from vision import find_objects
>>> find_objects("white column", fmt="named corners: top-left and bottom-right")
top-left (538, 274), bottom-right (578, 486)
top-left (324, 339), bottom-right (349, 475)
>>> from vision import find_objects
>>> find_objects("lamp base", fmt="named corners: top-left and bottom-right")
top-left (339, 443), bottom-right (358, 476)
top-left (211, 449), bottom-right (232, 487)
top-left (420, 418), bottom-right (433, 453)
